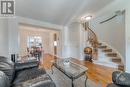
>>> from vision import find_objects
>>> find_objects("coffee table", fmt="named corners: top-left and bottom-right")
top-left (51, 59), bottom-right (88, 87)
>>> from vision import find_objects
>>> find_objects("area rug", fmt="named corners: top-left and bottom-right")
top-left (47, 68), bottom-right (101, 87)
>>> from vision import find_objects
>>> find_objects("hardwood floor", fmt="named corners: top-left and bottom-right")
top-left (41, 54), bottom-right (118, 87)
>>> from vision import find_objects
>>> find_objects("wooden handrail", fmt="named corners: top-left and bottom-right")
top-left (81, 22), bottom-right (99, 59)
top-left (88, 27), bottom-right (98, 48)
top-left (81, 22), bottom-right (98, 48)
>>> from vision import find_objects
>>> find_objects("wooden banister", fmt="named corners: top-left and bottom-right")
top-left (81, 22), bottom-right (98, 59)
top-left (81, 22), bottom-right (98, 48)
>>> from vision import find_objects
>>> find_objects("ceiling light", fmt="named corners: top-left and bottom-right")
top-left (85, 16), bottom-right (92, 21)
top-left (81, 15), bottom-right (92, 22)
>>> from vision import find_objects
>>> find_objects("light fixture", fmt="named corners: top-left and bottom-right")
top-left (54, 41), bottom-right (57, 46)
top-left (81, 15), bottom-right (92, 21)
top-left (85, 16), bottom-right (92, 21)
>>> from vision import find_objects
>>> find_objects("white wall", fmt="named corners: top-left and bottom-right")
top-left (90, 0), bottom-right (130, 72)
top-left (62, 22), bottom-right (80, 59)
top-left (125, 2), bottom-right (130, 73)
top-left (79, 24), bottom-right (89, 60)
top-left (8, 18), bottom-right (19, 56)
top-left (61, 27), bottom-right (70, 58)
top-left (0, 19), bottom-right (9, 57)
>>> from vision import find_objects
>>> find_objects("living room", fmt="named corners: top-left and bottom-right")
top-left (0, 0), bottom-right (130, 87)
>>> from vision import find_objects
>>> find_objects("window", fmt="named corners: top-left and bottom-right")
top-left (27, 36), bottom-right (42, 48)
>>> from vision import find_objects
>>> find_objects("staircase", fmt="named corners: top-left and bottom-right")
top-left (81, 21), bottom-right (124, 71)
top-left (94, 42), bottom-right (124, 71)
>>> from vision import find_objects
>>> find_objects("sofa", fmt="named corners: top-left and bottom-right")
top-left (107, 71), bottom-right (130, 87)
top-left (0, 56), bottom-right (56, 87)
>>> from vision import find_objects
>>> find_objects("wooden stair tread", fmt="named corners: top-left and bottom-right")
top-left (111, 57), bottom-right (120, 59)
top-left (106, 53), bottom-right (117, 57)
top-left (118, 64), bottom-right (124, 67)
top-left (111, 57), bottom-right (121, 60)
top-left (104, 52), bottom-right (114, 54)
top-left (115, 62), bottom-right (124, 71)
top-left (118, 64), bottom-right (124, 71)
top-left (98, 43), bottom-right (102, 46)
top-left (98, 45), bottom-right (107, 49)
top-left (111, 57), bottom-right (121, 62)
top-left (102, 49), bottom-right (112, 52)
top-left (97, 42), bottom-right (124, 71)
top-left (113, 61), bottom-right (122, 65)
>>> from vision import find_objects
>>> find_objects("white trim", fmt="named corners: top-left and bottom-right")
top-left (17, 16), bottom-right (63, 30)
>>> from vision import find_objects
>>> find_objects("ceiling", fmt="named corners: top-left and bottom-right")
top-left (15, 0), bottom-right (114, 26)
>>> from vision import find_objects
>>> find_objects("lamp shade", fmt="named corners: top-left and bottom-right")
top-left (54, 41), bottom-right (57, 46)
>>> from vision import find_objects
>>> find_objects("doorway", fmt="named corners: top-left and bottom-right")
top-left (19, 24), bottom-right (61, 61)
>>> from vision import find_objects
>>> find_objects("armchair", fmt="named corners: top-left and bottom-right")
top-left (107, 71), bottom-right (130, 87)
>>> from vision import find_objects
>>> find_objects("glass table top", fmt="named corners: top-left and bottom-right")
top-left (53, 59), bottom-right (88, 78)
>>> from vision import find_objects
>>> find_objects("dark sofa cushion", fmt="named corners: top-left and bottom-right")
top-left (13, 67), bottom-right (46, 85)
top-left (0, 56), bottom-right (15, 82)
top-left (0, 56), bottom-right (56, 87)
top-left (13, 74), bottom-right (56, 87)
top-left (0, 71), bottom-right (10, 87)
top-left (107, 83), bottom-right (122, 87)
top-left (15, 61), bottom-right (39, 71)
top-left (112, 71), bottom-right (130, 86)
